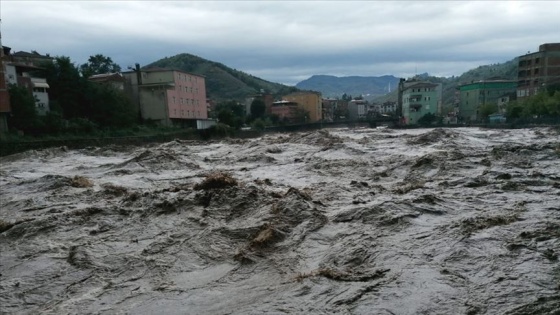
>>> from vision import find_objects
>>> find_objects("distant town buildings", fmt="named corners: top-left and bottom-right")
top-left (123, 66), bottom-right (208, 127)
top-left (457, 79), bottom-right (516, 121)
top-left (517, 43), bottom-right (560, 99)
top-left (347, 99), bottom-right (368, 120)
top-left (379, 101), bottom-right (396, 115)
top-left (282, 91), bottom-right (322, 123)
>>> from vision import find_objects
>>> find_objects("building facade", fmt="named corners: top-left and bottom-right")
top-left (399, 81), bottom-right (441, 125)
top-left (282, 91), bottom-right (322, 122)
top-left (271, 100), bottom-right (298, 122)
top-left (517, 43), bottom-right (560, 99)
top-left (348, 99), bottom-right (368, 120)
top-left (3, 48), bottom-right (52, 118)
top-left (458, 80), bottom-right (516, 121)
top-left (123, 67), bottom-right (207, 126)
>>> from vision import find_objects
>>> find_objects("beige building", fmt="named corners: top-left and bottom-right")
top-left (282, 91), bottom-right (322, 122)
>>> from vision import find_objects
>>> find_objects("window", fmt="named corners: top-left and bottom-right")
top-left (180, 98), bottom-right (184, 104)
top-left (173, 96), bottom-right (176, 103)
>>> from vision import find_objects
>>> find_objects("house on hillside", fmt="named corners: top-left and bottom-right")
top-left (457, 79), bottom-right (516, 122)
top-left (398, 79), bottom-right (442, 125)
top-left (517, 43), bottom-right (560, 99)
top-left (123, 66), bottom-right (209, 128)
top-left (282, 91), bottom-right (322, 123)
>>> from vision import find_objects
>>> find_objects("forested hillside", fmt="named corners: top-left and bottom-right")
top-left (146, 53), bottom-right (298, 101)
top-left (373, 58), bottom-right (518, 110)
top-left (295, 75), bottom-right (400, 98)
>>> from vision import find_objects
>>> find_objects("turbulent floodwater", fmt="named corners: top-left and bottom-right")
top-left (1, 127), bottom-right (559, 315)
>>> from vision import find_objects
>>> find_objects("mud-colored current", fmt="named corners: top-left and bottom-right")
top-left (1, 127), bottom-right (559, 314)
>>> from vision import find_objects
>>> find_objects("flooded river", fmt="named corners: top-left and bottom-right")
top-left (1, 127), bottom-right (559, 314)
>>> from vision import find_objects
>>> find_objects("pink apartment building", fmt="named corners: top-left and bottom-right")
top-left (123, 67), bottom-right (207, 126)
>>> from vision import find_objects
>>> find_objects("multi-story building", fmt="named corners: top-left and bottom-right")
top-left (245, 91), bottom-right (274, 116)
top-left (380, 101), bottom-right (396, 115)
top-left (271, 100), bottom-right (298, 122)
top-left (517, 43), bottom-right (560, 99)
top-left (458, 79), bottom-right (516, 121)
top-left (2, 47), bottom-right (52, 117)
top-left (398, 80), bottom-right (442, 125)
top-left (348, 99), bottom-right (368, 120)
top-left (123, 66), bottom-right (207, 126)
top-left (322, 98), bottom-right (345, 122)
top-left (282, 91), bottom-right (322, 122)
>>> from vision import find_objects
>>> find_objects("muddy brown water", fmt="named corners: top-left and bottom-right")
top-left (1, 127), bottom-right (559, 314)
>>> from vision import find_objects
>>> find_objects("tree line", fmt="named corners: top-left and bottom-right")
top-left (7, 54), bottom-right (137, 136)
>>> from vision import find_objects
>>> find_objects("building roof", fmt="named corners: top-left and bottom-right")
top-left (123, 66), bottom-right (205, 78)
top-left (88, 72), bottom-right (126, 82)
top-left (272, 100), bottom-right (298, 106)
top-left (12, 51), bottom-right (52, 59)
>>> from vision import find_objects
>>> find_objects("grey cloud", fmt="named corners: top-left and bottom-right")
top-left (2, 1), bottom-right (559, 86)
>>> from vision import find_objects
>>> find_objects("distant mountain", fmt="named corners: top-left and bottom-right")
top-left (296, 75), bottom-right (400, 98)
top-left (146, 53), bottom-right (299, 101)
top-left (372, 58), bottom-right (519, 109)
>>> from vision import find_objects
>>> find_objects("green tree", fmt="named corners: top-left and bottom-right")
top-left (40, 56), bottom-right (88, 119)
top-left (84, 83), bottom-right (137, 128)
top-left (545, 91), bottom-right (560, 116)
top-left (80, 54), bottom-right (122, 78)
top-left (250, 99), bottom-right (266, 118)
top-left (505, 100), bottom-right (522, 119)
top-left (251, 118), bottom-right (266, 131)
top-left (7, 84), bottom-right (39, 133)
top-left (479, 103), bottom-right (499, 120)
top-left (214, 100), bottom-right (245, 128)
top-left (418, 113), bottom-right (437, 126)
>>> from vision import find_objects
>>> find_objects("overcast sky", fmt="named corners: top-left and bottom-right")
top-left (2, 1), bottom-right (559, 85)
